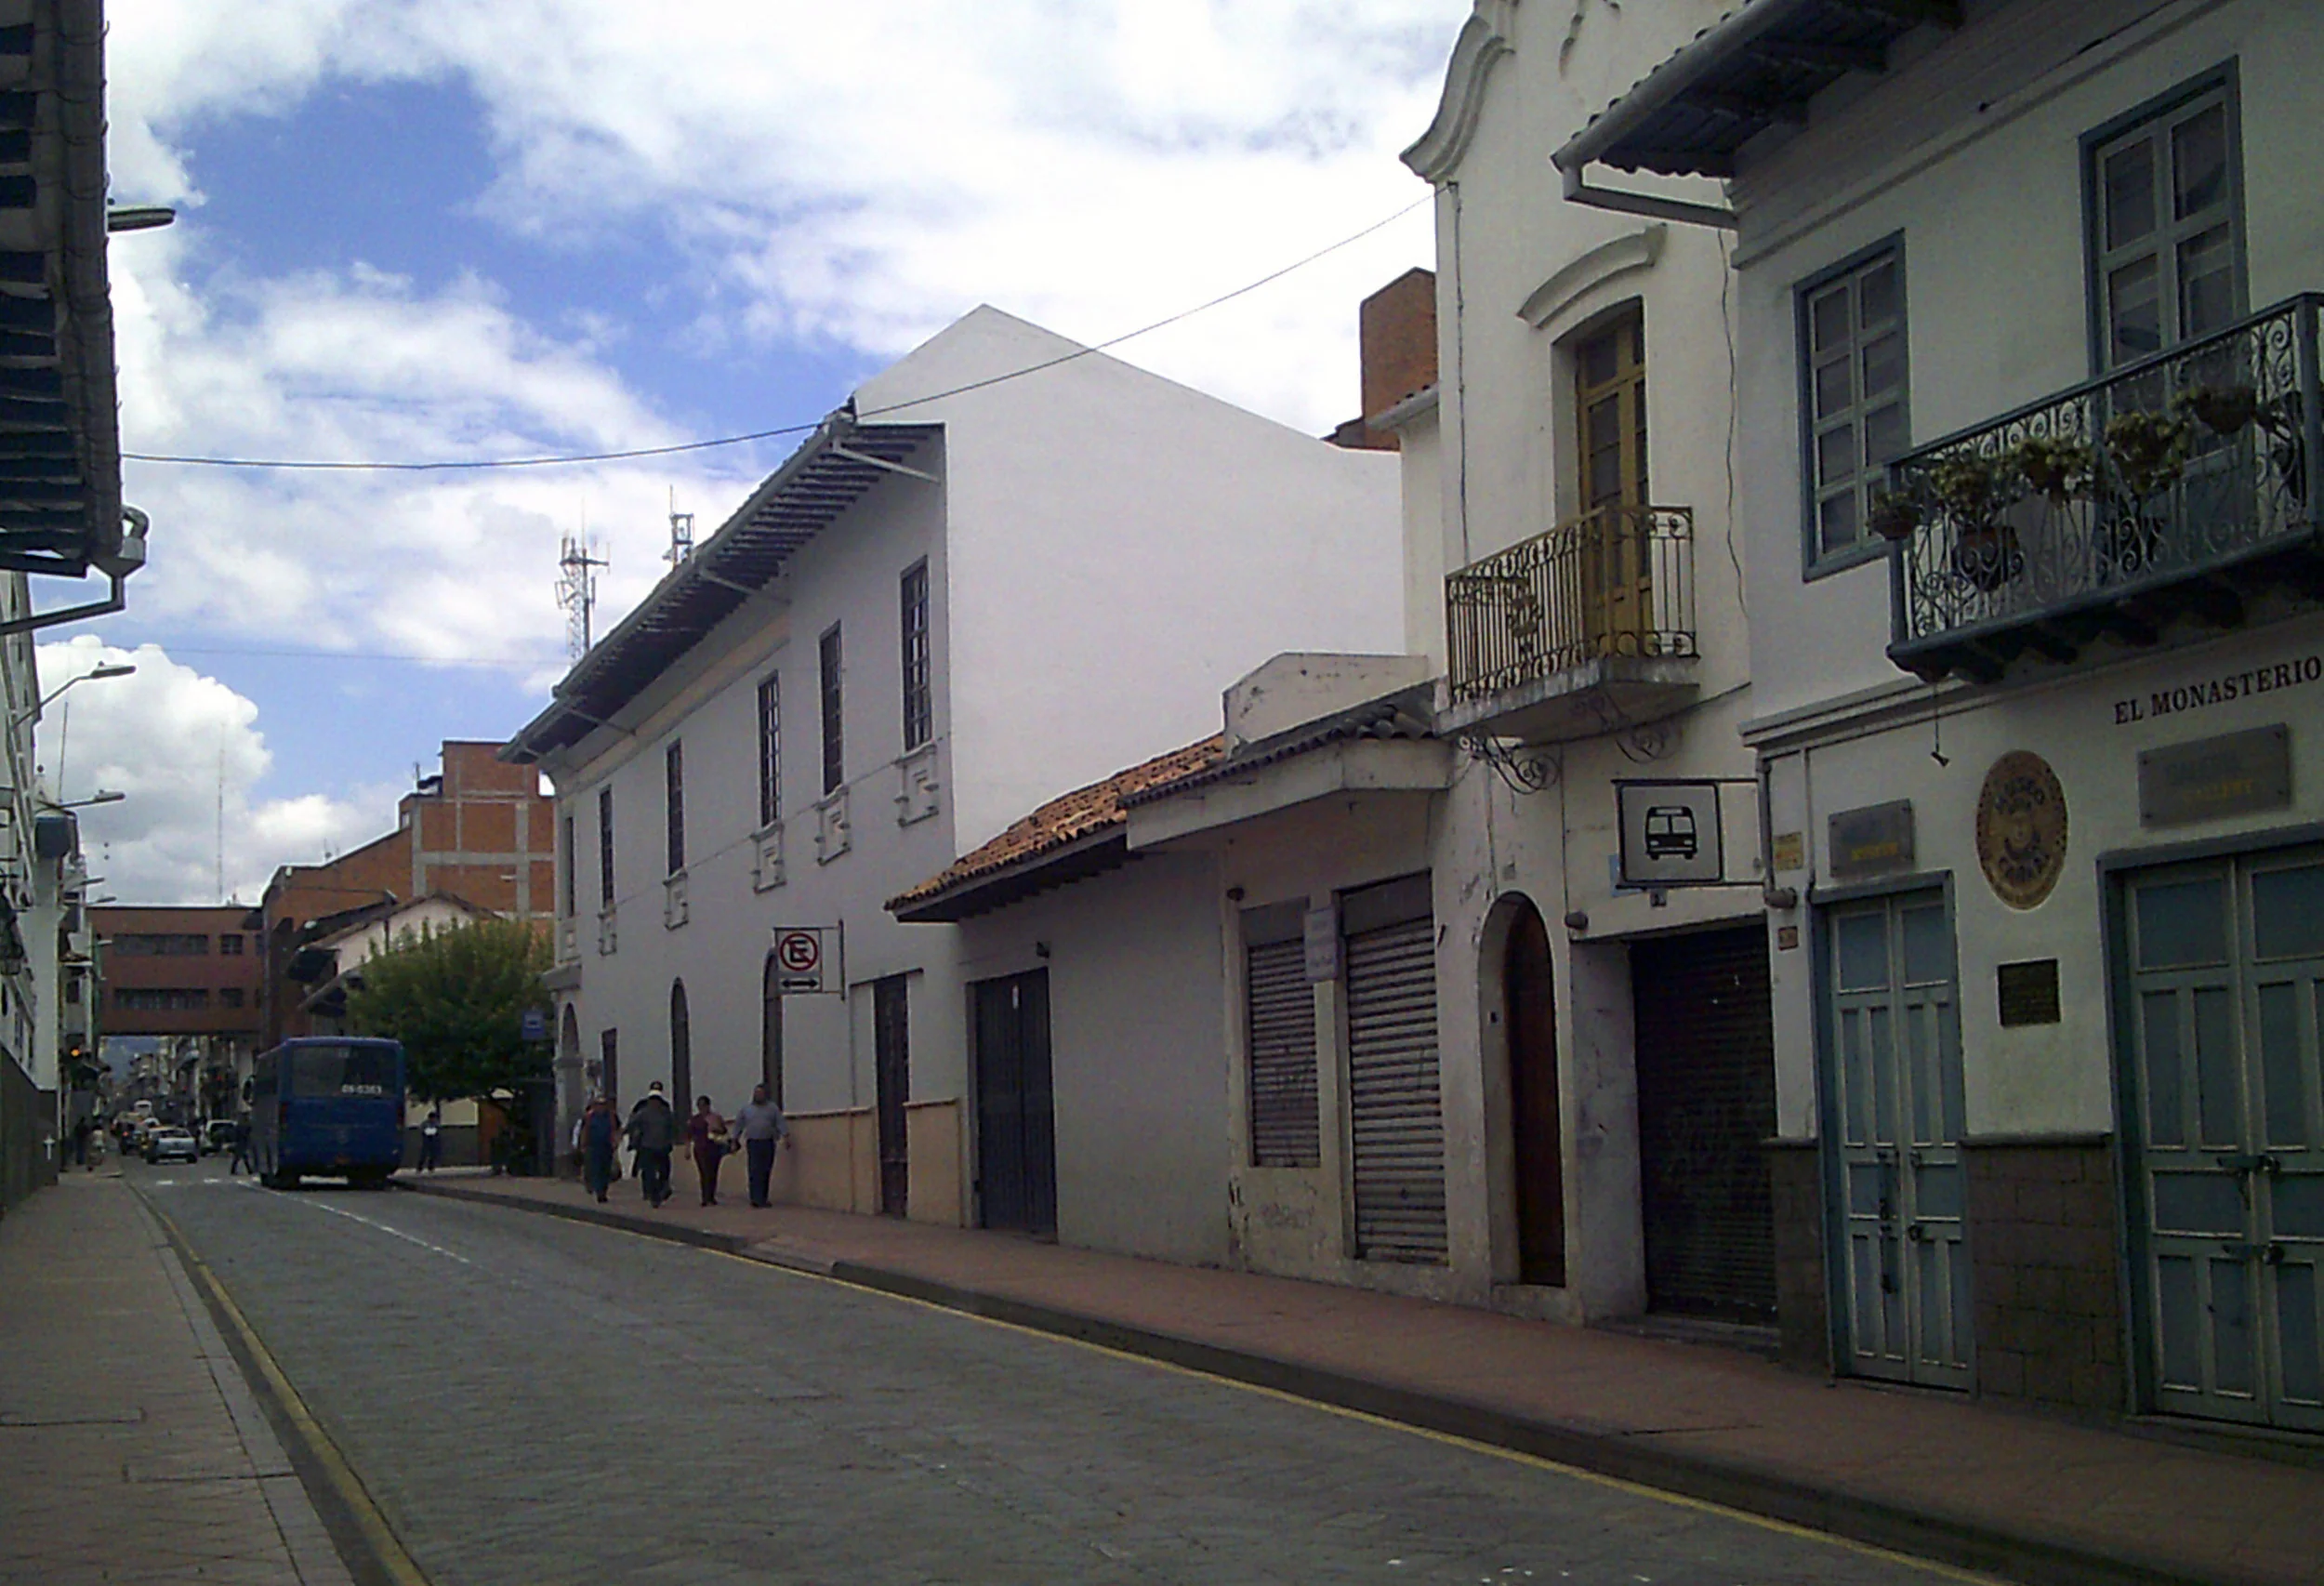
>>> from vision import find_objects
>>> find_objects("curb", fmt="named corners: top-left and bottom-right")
top-left (392, 1178), bottom-right (2253, 1586)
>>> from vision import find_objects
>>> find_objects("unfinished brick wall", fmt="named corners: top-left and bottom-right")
top-left (1963, 1138), bottom-right (2125, 1413)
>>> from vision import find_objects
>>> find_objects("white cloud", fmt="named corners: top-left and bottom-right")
top-left (34, 636), bottom-right (391, 905)
top-left (77, 2), bottom-right (1460, 849)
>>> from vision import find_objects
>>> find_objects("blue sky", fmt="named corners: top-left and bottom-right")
top-left (46, 1), bottom-right (1458, 903)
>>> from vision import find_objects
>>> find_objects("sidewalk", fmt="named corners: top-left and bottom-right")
top-left (403, 1161), bottom-right (2322, 1586)
top-left (0, 1173), bottom-right (351, 1586)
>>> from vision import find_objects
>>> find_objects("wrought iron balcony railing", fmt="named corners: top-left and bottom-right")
top-left (1883, 295), bottom-right (2324, 682)
top-left (1446, 504), bottom-right (1697, 705)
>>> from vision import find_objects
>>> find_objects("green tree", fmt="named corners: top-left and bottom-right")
top-left (345, 918), bottom-right (552, 1104)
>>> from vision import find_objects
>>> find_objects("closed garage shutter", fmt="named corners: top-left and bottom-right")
top-left (1631, 925), bottom-right (1777, 1320)
top-left (1248, 938), bottom-right (1320, 1168)
top-left (1346, 877), bottom-right (1446, 1263)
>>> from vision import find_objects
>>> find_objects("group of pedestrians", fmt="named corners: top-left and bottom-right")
top-left (575, 1081), bottom-right (789, 1209)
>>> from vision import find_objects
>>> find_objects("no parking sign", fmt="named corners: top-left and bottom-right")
top-left (772, 925), bottom-right (842, 995)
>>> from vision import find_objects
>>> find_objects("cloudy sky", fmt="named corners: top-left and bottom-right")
top-left (41, 1), bottom-right (1467, 905)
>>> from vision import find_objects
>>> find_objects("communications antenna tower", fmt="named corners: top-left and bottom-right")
top-left (666, 490), bottom-right (693, 568)
top-left (557, 531), bottom-right (608, 660)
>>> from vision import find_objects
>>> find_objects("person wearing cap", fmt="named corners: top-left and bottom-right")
top-left (626, 1082), bottom-right (679, 1208)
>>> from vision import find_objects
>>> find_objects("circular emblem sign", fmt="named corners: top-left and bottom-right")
top-left (1977, 750), bottom-right (2068, 909)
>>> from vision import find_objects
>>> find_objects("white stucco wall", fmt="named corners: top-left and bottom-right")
top-left (1732, 0), bottom-right (2324, 723)
top-left (951, 851), bottom-right (1229, 1267)
top-left (856, 308), bottom-right (1406, 852)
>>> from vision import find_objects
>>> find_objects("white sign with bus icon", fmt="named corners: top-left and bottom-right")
top-left (1617, 781), bottom-right (1724, 887)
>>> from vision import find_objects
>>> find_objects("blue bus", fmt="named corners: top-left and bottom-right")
top-left (249, 1038), bottom-right (407, 1189)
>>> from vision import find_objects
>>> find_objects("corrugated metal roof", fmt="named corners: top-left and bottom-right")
top-left (504, 416), bottom-right (942, 763)
top-left (0, 1), bottom-right (125, 583)
top-left (1554, 0), bottom-right (1947, 179)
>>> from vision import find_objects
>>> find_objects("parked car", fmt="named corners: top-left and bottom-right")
top-left (201, 1119), bottom-right (239, 1156)
top-left (145, 1128), bottom-right (198, 1165)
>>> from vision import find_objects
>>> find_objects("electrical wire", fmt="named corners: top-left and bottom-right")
top-left (120, 197), bottom-right (1433, 474)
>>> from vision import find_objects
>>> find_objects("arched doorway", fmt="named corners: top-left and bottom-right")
top-left (1505, 899), bottom-right (1565, 1286)
top-left (669, 980), bottom-right (692, 1110)
top-left (760, 954), bottom-right (785, 1108)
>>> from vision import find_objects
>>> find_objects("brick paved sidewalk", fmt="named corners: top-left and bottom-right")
top-left (403, 1161), bottom-right (2322, 1586)
top-left (0, 1174), bottom-right (351, 1586)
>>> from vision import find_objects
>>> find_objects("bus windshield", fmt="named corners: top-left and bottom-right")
top-left (288, 1044), bottom-right (399, 1098)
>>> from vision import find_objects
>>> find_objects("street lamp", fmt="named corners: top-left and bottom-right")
top-left (12, 663), bottom-right (133, 731)
top-left (52, 790), bottom-right (125, 810)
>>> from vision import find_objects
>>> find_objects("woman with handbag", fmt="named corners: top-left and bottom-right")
top-left (685, 1094), bottom-right (731, 1207)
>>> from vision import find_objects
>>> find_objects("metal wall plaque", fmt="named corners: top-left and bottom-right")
top-left (2138, 725), bottom-right (2291, 827)
top-left (1771, 830), bottom-right (1804, 872)
top-left (1997, 959), bottom-right (2062, 1027)
top-left (1617, 781), bottom-right (1723, 886)
top-left (1976, 750), bottom-right (2067, 910)
top-left (1828, 800), bottom-right (1915, 881)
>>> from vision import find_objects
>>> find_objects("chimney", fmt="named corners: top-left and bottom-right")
top-left (1360, 268), bottom-right (1438, 432)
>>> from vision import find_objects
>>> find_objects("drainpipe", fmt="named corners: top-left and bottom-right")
top-left (0, 508), bottom-right (149, 638)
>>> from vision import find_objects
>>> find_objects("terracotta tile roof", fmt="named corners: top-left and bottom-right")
top-left (887, 735), bottom-right (1224, 917)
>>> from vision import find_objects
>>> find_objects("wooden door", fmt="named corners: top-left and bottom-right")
top-left (1506, 904), bottom-right (1565, 1286)
top-left (1575, 310), bottom-right (1650, 655)
top-left (874, 976), bottom-right (909, 1216)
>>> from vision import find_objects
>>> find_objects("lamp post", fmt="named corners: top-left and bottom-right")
top-left (11, 662), bottom-right (133, 733)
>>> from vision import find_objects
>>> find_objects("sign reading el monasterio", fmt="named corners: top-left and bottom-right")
top-left (2114, 653), bottom-right (2322, 725)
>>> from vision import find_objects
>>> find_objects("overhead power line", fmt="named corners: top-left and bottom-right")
top-left (122, 197), bottom-right (1432, 474)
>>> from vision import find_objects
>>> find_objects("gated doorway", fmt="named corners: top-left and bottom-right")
top-left (2119, 848), bottom-right (2324, 1431)
top-left (874, 975), bottom-right (910, 1216)
top-left (1632, 924), bottom-right (1777, 1321)
top-left (1344, 874), bottom-right (1446, 1264)
top-left (1823, 892), bottom-right (1972, 1387)
top-left (1504, 899), bottom-right (1565, 1287)
top-left (974, 969), bottom-right (1056, 1236)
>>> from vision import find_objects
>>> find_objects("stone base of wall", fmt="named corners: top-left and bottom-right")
top-left (1764, 1139), bottom-right (1829, 1373)
top-left (1962, 1136), bottom-right (2124, 1414)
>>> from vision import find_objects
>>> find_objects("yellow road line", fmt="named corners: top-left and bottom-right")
top-left (703, 1244), bottom-right (2004, 1584)
top-left (145, 1198), bottom-right (431, 1586)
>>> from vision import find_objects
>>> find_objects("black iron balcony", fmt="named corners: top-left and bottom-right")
top-left (1883, 295), bottom-right (2324, 683)
top-left (1443, 504), bottom-right (1697, 743)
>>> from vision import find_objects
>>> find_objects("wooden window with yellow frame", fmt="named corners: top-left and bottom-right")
top-left (1573, 308), bottom-right (1650, 654)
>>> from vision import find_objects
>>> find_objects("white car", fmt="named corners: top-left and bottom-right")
top-left (145, 1128), bottom-right (198, 1165)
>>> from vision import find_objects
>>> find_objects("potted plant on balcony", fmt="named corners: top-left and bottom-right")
top-left (2009, 434), bottom-right (2094, 504)
top-left (1868, 487), bottom-right (1921, 543)
top-left (2098, 408), bottom-right (2191, 578)
top-left (1933, 453), bottom-right (2023, 592)
top-left (2176, 381), bottom-right (2260, 437)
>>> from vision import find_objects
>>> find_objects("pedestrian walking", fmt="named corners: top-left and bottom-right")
top-left (227, 1115), bottom-right (254, 1177)
top-left (578, 1093), bottom-right (620, 1203)
top-left (733, 1083), bottom-right (789, 1209)
top-left (416, 1106), bottom-right (443, 1172)
top-left (685, 1095), bottom-right (731, 1207)
top-left (70, 1117), bottom-right (92, 1170)
top-left (627, 1082), bottom-right (678, 1208)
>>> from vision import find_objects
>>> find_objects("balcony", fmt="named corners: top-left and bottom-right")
top-left (1883, 296), bottom-right (2324, 683)
top-left (1442, 504), bottom-right (1697, 743)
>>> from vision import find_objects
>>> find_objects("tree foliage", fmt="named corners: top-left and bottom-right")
top-left (345, 919), bottom-right (552, 1104)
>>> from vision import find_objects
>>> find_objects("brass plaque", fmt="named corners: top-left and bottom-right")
top-left (2138, 725), bottom-right (2291, 827)
top-left (1976, 750), bottom-right (2068, 910)
top-left (1829, 801), bottom-right (1914, 881)
top-left (1997, 959), bottom-right (2062, 1027)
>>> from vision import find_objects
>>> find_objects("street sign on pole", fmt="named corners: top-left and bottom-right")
top-left (772, 925), bottom-right (842, 995)
top-left (1615, 780), bottom-right (1725, 887)
top-left (520, 1007), bottom-right (548, 1042)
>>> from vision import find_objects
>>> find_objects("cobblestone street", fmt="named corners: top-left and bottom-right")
top-left (139, 1160), bottom-right (1974, 1586)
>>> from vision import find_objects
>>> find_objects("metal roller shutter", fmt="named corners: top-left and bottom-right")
top-left (1248, 939), bottom-right (1320, 1168)
top-left (1348, 916), bottom-right (1446, 1262)
top-left (1631, 925), bottom-right (1777, 1320)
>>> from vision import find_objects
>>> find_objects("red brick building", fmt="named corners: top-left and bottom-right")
top-left (258, 742), bottom-right (558, 1050)
top-left (91, 905), bottom-right (268, 1120)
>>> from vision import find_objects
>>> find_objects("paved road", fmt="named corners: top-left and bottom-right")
top-left (140, 1157), bottom-right (1980, 1586)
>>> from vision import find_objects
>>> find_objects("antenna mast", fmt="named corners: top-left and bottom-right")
top-left (666, 489), bottom-right (693, 568)
top-left (556, 529), bottom-right (608, 661)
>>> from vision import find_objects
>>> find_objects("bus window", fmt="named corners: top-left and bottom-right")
top-left (287, 1043), bottom-right (400, 1097)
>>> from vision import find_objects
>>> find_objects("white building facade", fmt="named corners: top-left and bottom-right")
top-left (1563, 0), bottom-right (2324, 1429)
top-left (508, 307), bottom-right (1402, 1226)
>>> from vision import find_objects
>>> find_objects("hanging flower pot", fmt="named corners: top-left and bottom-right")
top-left (1868, 488), bottom-right (1921, 543)
top-left (2176, 382), bottom-right (2260, 436)
top-left (2105, 409), bottom-right (2192, 497)
top-left (2008, 435), bottom-right (2094, 504)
